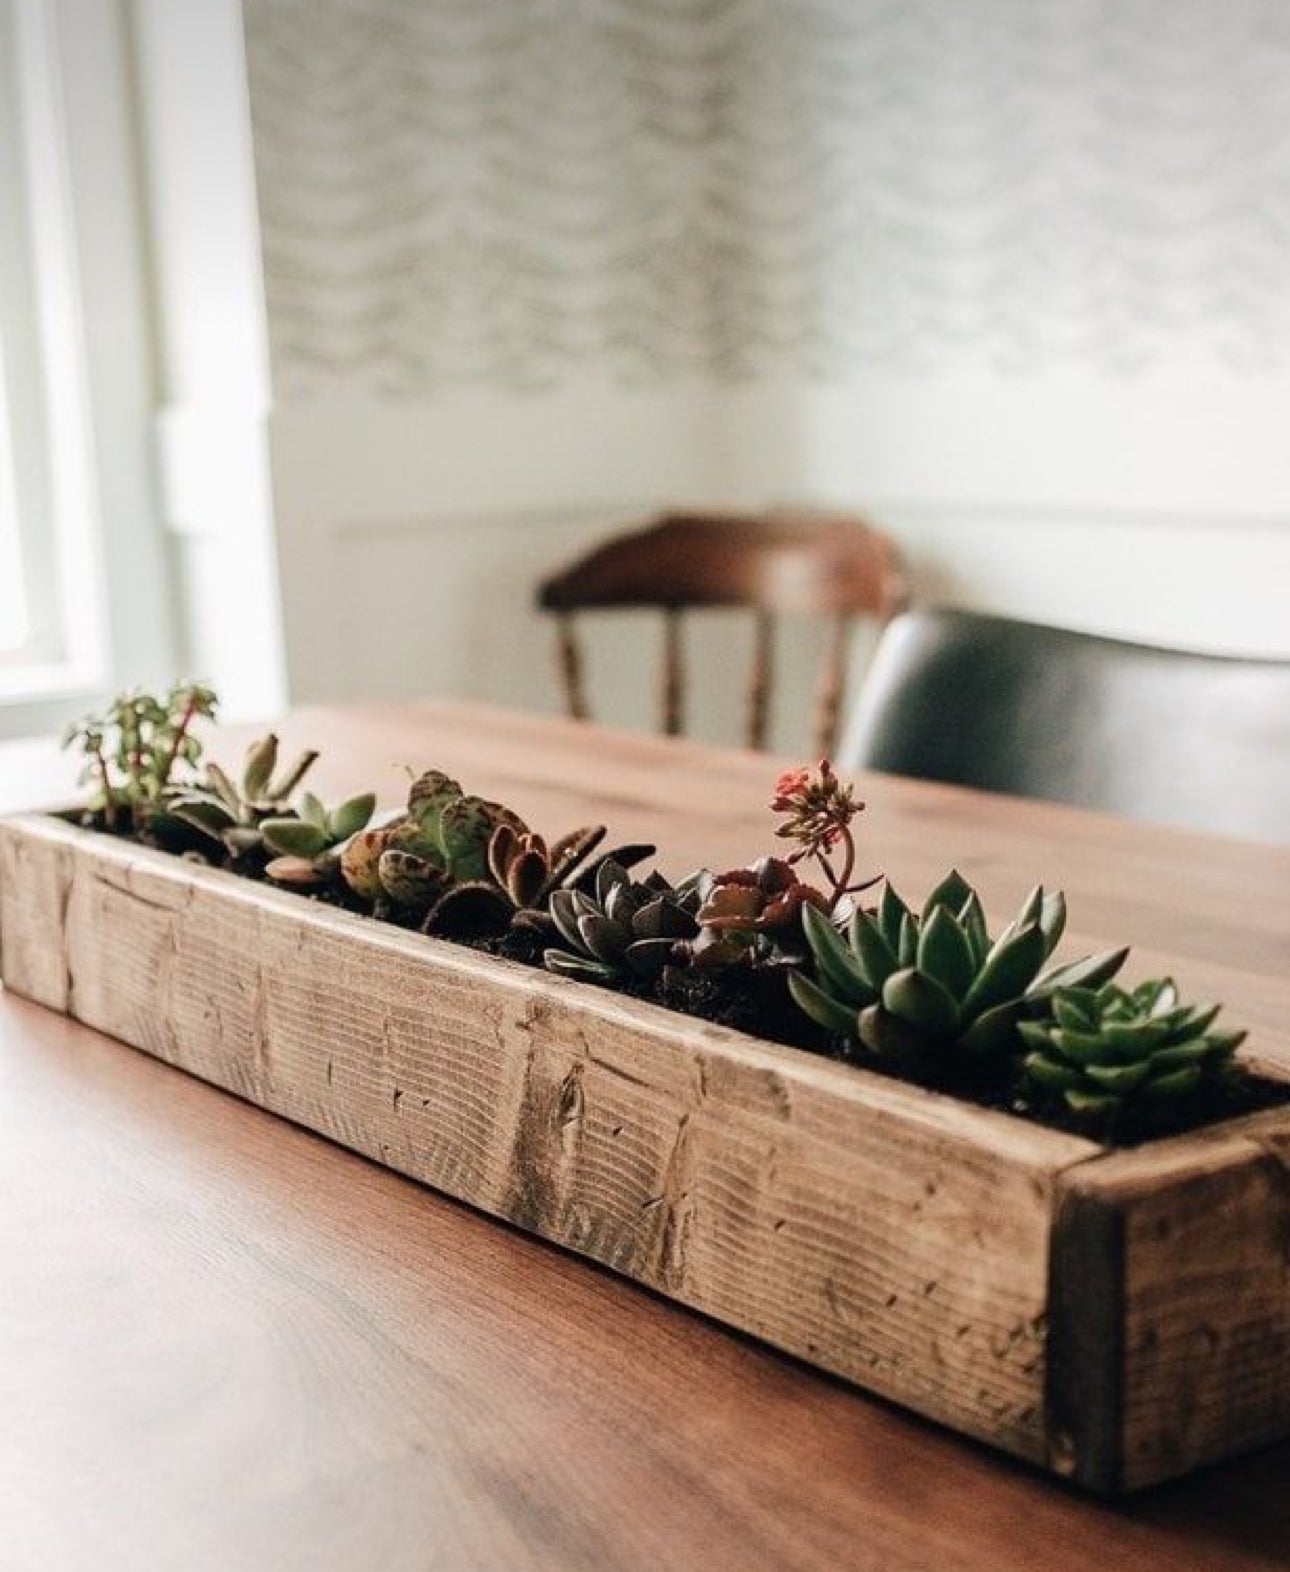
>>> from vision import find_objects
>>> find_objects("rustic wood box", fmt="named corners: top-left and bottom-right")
top-left (2, 811), bottom-right (1287, 1495)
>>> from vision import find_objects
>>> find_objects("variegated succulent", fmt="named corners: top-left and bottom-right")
top-left (790, 870), bottom-right (1129, 1078)
top-left (1019, 978), bottom-right (1246, 1122)
top-left (544, 860), bottom-right (704, 984)
top-left (166, 732), bottom-right (319, 860)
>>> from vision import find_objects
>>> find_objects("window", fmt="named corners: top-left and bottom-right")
top-left (0, 0), bottom-right (173, 737)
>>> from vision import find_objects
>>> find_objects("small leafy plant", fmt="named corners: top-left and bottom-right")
top-left (1019, 978), bottom-right (1246, 1126)
top-left (790, 871), bottom-right (1129, 1080)
top-left (62, 683), bottom-right (218, 831)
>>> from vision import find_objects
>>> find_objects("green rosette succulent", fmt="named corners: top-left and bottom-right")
top-left (544, 860), bottom-right (704, 984)
top-left (790, 870), bottom-right (1129, 1077)
top-left (259, 790), bottom-right (377, 889)
top-left (1018, 978), bottom-right (1246, 1120)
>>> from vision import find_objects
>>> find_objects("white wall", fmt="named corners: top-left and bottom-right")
top-left (172, 0), bottom-right (1290, 738)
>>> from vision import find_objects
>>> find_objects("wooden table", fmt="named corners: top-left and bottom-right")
top-left (3, 702), bottom-right (1289, 1571)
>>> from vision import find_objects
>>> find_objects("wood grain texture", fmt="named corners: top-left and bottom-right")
top-left (0, 813), bottom-right (1097, 1468)
top-left (1054, 1117), bottom-right (1290, 1492)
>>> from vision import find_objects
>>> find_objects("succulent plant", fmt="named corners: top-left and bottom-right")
top-left (165, 732), bottom-right (319, 859)
top-left (687, 857), bottom-right (830, 968)
top-left (1018, 978), bottom-right (1246, 1121)
top-left (544, 860), bottom-right (704, 984)
top-left (62, 683), bottom-right (219, 831)
top-left (421, 820), bottom-right (649, 938)
top-left (790, 870), bottom-right (1129, 1078)
top-left (339, 770), bottom-right (534, 921)
top-left (260, 790), bottom-right (378, 889)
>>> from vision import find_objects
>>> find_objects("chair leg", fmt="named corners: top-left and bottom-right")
top-left (556, 613), bottom-right (589, 721)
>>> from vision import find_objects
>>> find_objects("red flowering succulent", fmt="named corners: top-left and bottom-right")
top-left (770, 758), bottom-right (877, 910)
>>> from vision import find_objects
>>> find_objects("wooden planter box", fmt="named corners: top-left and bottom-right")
top-left (3, 810), bottom-right (1288, 1494)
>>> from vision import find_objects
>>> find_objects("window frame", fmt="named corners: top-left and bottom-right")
top-left (0, 0), bottom-right (175, 738)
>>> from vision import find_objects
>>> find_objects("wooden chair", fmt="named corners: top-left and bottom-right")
top-left (538, 511), bottom-right (908, 754)
top-left (839, 607), bottom-right (1290, 842)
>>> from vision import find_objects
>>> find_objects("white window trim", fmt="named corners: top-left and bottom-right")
top-left (0, 0), bottom-right (174, 738)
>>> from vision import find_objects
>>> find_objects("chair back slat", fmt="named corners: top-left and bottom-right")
top-left (659, 607), bottom-right (685, 736)
top-left (813, 611), bottom-right (852, 757)
top-left (746, 610), bottom-right (774, 750)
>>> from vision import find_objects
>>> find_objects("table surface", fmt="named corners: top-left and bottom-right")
top-left (3, 701), bottom-right (1289, 1572)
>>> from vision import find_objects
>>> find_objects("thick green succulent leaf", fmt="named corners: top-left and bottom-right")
top-left (877, 883), bottom-right (911, 953)
top-left (897, 912), bottom-right (918, 967)
top-left (437, 796), bottom-right (499, 881)
top-left (298, 790), bottom-right (328, 831)
top-left (1052, 990), bottom-right (1098, 1031)
top-left (261, 817), bottom-right (329, 859)
top-left (955, 891), bottom-right (989, 967)
top-left (788, 971), bottom-right (860, 1036)
top-left (1147, 1038), bottom-right (1214, 1072)
top-left (802, 904), bottom-right (873, 1004)
top-left (168, 797), bottom-right (236, 841)
top-left (1083, 1060), bottom-right (1154, 1092)
top-left (1038, 891), bottom-right (1067, 960)
top-left (205, 763), bottom-right (243, 816)
top-left (1202, 1028), bottom-right (1246, 1059)
top-left (882, 967), bottom-right (960, 1037)
top-left (544, 948), bottom-right (616, 983)
top-left (848, 910), bottom-right (898, 993)
top-left (922, 869), bottom-right (974, 924)
top-left (1023, 1052), bottom-right (1083, 1091)
top-left (1065, 1088), bottom-right (1119, 1115)
top-left (1098, 1018), bottom-right (1175, 1056)
top-left (916, 907), bottom-right (976, 1000)
top-left (1143, 1065), bottom-right (1203, 1100)
top-left (240, 733), bottom-right (279, 801)
top-left (857, 1003), bottom-right (930, 1060)
top-left (961, 923), bottom-right (1048, 1019)
top-left (959, 999), bottom-right (1024, 1057)
top-left (1017, 1019), bottom-right (1054, 1052)
top-left (329, 792), bottom-right (376, 842)
top-left (1029, 946), bottom-right (1130, 1001)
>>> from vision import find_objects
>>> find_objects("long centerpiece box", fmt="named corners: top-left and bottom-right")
top-left (2, 810), bottom-right (1288, 1495)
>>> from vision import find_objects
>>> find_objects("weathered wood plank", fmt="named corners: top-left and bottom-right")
top-left (1052, 1121), bottom-right (1290, 1492)
top-left (0, 813), bottom-right (1097, 1466)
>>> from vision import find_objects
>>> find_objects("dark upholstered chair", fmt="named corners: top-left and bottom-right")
top-left (839, 608), bottom-right (1290, 843)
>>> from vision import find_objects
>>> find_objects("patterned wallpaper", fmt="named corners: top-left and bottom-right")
top-left (243, 0), bottom-right (1290, 398)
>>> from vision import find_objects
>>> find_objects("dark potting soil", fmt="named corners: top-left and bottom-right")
top-left (67, 813), bottom-right (1290, 1149)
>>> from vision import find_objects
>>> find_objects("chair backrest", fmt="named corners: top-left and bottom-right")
top-left (539, 511), bottom-right (908, 753)
top-left (840, 607), bottom-right (1290, 843)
